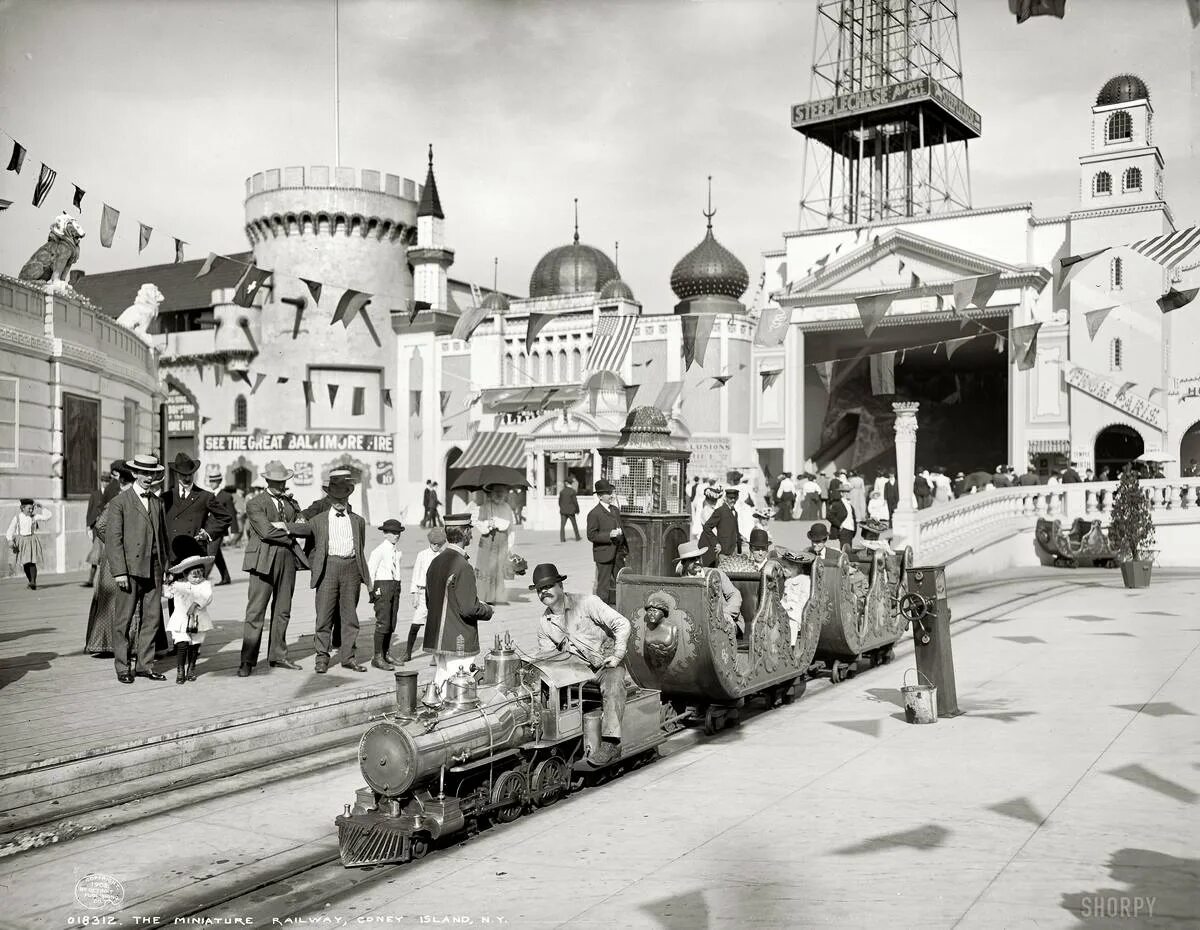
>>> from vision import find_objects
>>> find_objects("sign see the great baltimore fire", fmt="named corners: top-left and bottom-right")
top-left (203, 432), bottom-right (395, 453)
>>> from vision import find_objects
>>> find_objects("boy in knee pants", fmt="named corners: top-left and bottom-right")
top-left (367, 519), bottom-right (406, 670)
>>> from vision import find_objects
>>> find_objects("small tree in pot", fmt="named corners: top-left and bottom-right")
top-left (1107, 465), bottom-right (1156, 588)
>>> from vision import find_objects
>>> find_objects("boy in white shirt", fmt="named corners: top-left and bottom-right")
top-left (402, 526), bottom-right (446, 664)
top-left (367, 519), bottom-right (406, 670)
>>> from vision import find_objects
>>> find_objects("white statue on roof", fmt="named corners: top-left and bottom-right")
top-left (115, 283), bottom-right (165, 346)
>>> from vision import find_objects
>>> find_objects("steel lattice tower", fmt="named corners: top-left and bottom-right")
top-left (793, 0), bottom-right (980, 229)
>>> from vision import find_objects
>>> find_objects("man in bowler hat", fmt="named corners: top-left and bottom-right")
top-left (161, 452), bottom-right (231, 565)
top-left (307, 474), bottom-right (370, 672)
top-left (586, 479), bottom-right (626, 606)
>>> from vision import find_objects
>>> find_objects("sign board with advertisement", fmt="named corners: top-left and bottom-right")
top-left (202, 433), bottom-right (395, 453)
top-left (166, 389), bottom-right (197, 437)
top-left (1061, 362), bottom-right (1164, 429)
top-left (688, 438), bottom-right (733, 477)
top-left (791, 76), bottom-right (982, 137)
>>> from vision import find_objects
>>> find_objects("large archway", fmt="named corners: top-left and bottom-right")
top-left (1180, 420), bottom-right (1200, 476)
top-left (1094, 424), bottom-right (1144, 476)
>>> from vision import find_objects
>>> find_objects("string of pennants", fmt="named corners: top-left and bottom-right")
top-left (1010, 0), bottom-right (1199, 27)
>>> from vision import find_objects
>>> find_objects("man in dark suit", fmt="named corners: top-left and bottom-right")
top-left (703, 486), bottom-right (742, 556)
top-left (424, 512), bottom-right (493, 687)
top-left (1061, 461), bottom-right (1082, 483)
top-left (421, 481), bottom-right (434, 528)
top-left (1017, 466), bottom-right (1041, 487)
top-left (83, 459), bottom-right (124, 588)
top-left (307, 475), bottom-right (370, 673)
top-left (883, 471), bottom-right (899, 522)
top-left (586, 479), bottom-right (626, 606)
top-left (238, 462), bottom-right (311, 677)
top-left (106, 454), bottom-right (171, 683)
top-left (913, 469), bottom-right (933, 509)
top-left (992, 465), bottom-right (1013, 489)
top-left (558, 477), bottom-right (581, 542)
top-left (208, 474), bottom-right (236, 585)
top-left (162, 452), bottom-right (230, 558)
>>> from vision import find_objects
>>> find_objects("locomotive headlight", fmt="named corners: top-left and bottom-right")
top-left (359, 721), bottom-right (418, 798)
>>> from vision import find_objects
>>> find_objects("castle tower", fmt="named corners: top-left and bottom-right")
top-left (792, 0), bottom-right (980, 228)
top-left (1079, 75), bottom-right (1162, 211)
top-left (408, 146), bottom-right (455, 311)
top-left (241, 165), bottom-right (420, 518)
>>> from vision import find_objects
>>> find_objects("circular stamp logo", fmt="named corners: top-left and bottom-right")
top-left (74, 873), bottom-right (125, 910)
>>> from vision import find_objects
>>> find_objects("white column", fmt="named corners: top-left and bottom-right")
top-left (892, 401), bottom-right (920, 552)
top-left (784, 322), bottom-right (804, 472)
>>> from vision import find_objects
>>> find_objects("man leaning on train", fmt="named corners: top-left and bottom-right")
top-left (531, 562), bottom-right (631, 767)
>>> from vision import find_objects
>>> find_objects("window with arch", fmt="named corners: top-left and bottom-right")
top-left (1093, 171), bottom-right (1112, 195)
top-left (1123, 167), bottom-right (1142, 192)
top-left (571, 347), bottom-right (583, 381)
top-left (233, 394), bottom-right (248, 430)
top-left (557, 350), bottom-right (568, 382)
top-left (1109, 337), bottom-right (1123, 372)
top-left (504, 353), bottom-right (515, 385)
top-left (1106, 110), bottom-right (1132, 142)
top-left (1110, 256), bottom-right (1124, 290)
top-left (518, 351), bottom-right (529, 384)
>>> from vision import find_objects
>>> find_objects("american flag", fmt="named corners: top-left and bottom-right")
top-left (584, 314), bottom-right (638, 375)
top-left (1128, 226), bottom-right (1200, 268)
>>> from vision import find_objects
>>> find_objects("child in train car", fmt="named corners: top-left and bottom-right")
top-left (401, 526), bottom-right (446, 665)
top-left (6, 499), bottom-right (52, 590)
top-left (751, 507), bottom-right (774, 545)
top-left (162, 536), bottom-right (215, 684)
top-left (866, 489), bottom-right (890, 524)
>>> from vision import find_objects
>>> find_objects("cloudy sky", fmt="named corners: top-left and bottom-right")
top-left (1, 0), bottom-right (1197, 312)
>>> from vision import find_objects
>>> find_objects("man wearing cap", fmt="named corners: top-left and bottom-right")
top-left (677, 541), bottom-right (743, 635)
top-left (586, 479), bottom-right (626, 606)
top-left (239, 461), bottom-right (311, 676)
top-left (307, 474), bottom-right (370, 673)
top-left (105, 454), bottom-right (172, 683)
top-left (161, 452), bottom-right (231, 569)
top-left (83, 460), bottom-right (125, 588)
top-left (366, 518), bottom-right (406, 670)
top-left (424, 513), bottom-right (493, 687)
top-left (702, 486), bottom-right (742, 557)
top-left (532, 562), bottom-right (631, 766)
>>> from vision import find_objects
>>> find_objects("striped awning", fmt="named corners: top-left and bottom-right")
top-left (455, 431), bottom-right (526, 469)
top-left (1028, 439), bottom-right (1070, 454)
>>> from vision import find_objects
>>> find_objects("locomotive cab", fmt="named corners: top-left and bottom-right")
top-left (526, 657), bottom-right (592, 742)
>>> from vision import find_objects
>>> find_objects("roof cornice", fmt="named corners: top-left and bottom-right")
top-left (780, 202), bottom-right (1035, 240)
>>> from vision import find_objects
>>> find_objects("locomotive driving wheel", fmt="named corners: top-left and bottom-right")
top-left (531, 757), bottom-right (569, 808)
top-left (408, 834), bottom-right (431, 860)
top-left (490, 771), bottom-right (526, 824)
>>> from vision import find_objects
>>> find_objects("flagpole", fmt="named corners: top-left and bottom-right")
top-left (334, 0), bottom-right (341, 166)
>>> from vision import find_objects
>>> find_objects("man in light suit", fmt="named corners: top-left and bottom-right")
top-left (238, 461), bottom-right (310, 677)
top-left (106, 453), bottom-right (171, 683)
top-left (586, 479), bottom-right (626, 606)
top-left (307, 475), bottom-right (370, 673)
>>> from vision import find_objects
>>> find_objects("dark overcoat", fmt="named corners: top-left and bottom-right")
top-left (585, 502), bottom-right (625, 564)
top-left (162, 485), bottom-right (231, 541)
top-left (242, 491), bottom-right (310, 574)
top-left (702, 503), bottom-right (741, 555)
top-left (423, 547), bottom-right (493, 654)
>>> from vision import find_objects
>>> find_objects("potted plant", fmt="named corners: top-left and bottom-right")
top-left (1107, 465), bottom-right (1156, 588)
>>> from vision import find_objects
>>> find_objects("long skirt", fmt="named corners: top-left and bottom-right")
top-left (85, 558), bottom-right (121, 654)
top-left (476, 531), bottom-right (511, 605)
top-left (799, 493), bottom-right (822, 520)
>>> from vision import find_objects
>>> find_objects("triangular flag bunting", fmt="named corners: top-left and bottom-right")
top-left (952, 272), bottom-right (1001, 312)
top-left (443, 424), bottom-right (453, 435)
top-left (327, 384), bottom-right (339, 406)
top-left (201, 416), bottom-right (212, 426)
top-left (359, 305), bottom-right (382, 347)
top-left (1189, 0), bottom-right (1200, 27)
top-left (452, 303), bottom-right (489, 342)
top-left (815, 361), bottom-right (835, 393)
top-left (681, 313), bottom-right (715, 370)
top-left (869, 352), bottom-right (896, 395)
top-left (760, 368), bottom-right (783, 390)
top-left (1056, 247), bottom-right (1109, 293)
top-left (276, 376), bottom-right (289, 383)
top-left (100, 204), bottom-right (120, 248)
top-left (1010, 0), bottom-right (1066, 23)
top-left (1084, 305), bottom-right (1118, 339)
top-left (753, 304), bottom-right (790, 347)
top-left (174, 239), bottom-right (185, 264)
top-left (233, 265), bottom-right (271, 308)
top-left (32, 164), bottom-right (56, 207)
top-left (526, 312), bottom-right (553, 352)
top-left (1115, 381), bottom-right (1137, 399)
top-left (382, 388), bottom-right (393, 408)
top-left (944, 336), bottom-right (973, 359)
top-left (1148, 387), bottom-right (1165, 400)
top-left (6, 141), bottom-right (26, 173)
top-left (138, 223), bottom-right (152, 253)
top-left (1157, 287), bottom-right (1199, 313)
top-left (855, 293), bottom-right (893, 337)
top-left (711, 374), bottom-right (733, 389)
top-left (251, 372), bottom-right (267, 395)
top-left (440, 390), bottom-right (452, 413)
top-left (231, 370), bottom-right (251, 386)
top-left (72, 185), bottom-right (85, 211)
top-left (300, 278), bottom-right (323, 304)
top-left (1010, 322), bottom-right (1042, 371)
top-left (195, 364), bottom-right (204, 382)
top-left (196, 253), bottom-right (218, 278)
top-left (994, 334), bottom-right (1005, 353)
top-left (624, 384), bottom-right (641, 407)
top-left (333, 289), bottom-right (371, 327)
top-left (653, 381), bottom-right (683, 413)
top-left (407, 299), bottom-right (431, 325)
top-left (291, 302), bottom-right (305, 340)
top-left (238, 319), bottom-right (258, 354)
top-left (302, 380), bottom-right (314, 405)
top-left (0, 198), bottom-right (12, 212)
top-left (214, 366), bottom-right (224, 386)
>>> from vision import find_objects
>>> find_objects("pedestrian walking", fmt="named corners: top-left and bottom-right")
top-left (83, 461), bottom-right (124, 588)
top-left (367, 518), bottom-right (405, 670)
top-left (308, 474), bottom-right (369, 673)
top-left (424, 513), bottom-right (493, 688)
top-left (421, 480), bottom-right (436, 528)
top-left (558, 476), bottom-right (581, 541)
top-left (827, 487), bottom-right (856, 548)
top-left (586, 479), bottom-right (626, 607)
top-left (163, 536), bottom-right (214, 684)
top-left (7, 498), bottom-right (52, 590)
top-left (799, 474), bottom-right (822, 520)
top-left (776, 472), bottom-right (796, 521)
top-left (884, 471), bottom-right (899, 522)
top-left (401, 526), bottom-right (445, 664)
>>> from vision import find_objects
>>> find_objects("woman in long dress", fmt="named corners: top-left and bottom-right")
top-left (85, 467), bottom-right (135, 655)
top-left (474, 484), bottom-right (516, 605)
top-left (848, 472), bottom-right (868, 521)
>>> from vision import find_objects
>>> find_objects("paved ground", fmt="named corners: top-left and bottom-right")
top-left (3, 559), bottom-right (1197, 928)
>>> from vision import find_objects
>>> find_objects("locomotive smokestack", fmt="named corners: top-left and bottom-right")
top-left (394, 669), bottom-right (419, 717)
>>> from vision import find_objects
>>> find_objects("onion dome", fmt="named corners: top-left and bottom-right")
top-left (599, 277), bottom-right (635, 301)
top-left (670, 181), bottom-right (748, 301)
top-left (1097, 74), bottom-right (1149, 106)
top-left (480, 290), bottom-right (510, 313)
top-left (528, 199), bottom-right (619, 298)
top-left (417, 144), bottom-right (444, 219)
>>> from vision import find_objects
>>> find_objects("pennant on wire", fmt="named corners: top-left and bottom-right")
top-left (1157, 286), bottom-right (1199, 313)
top-left (814, 361), bottom-right (835, 393)
top-left (300, 278), bottom-right (323, 305)
top-left (994, 334), bottom-right (1005, 353)
top-left (291, 302), bottom-right (305, 340)
top-left (632, 358), bottom-right (654, 368)
top-left (100, 204), bottom-right (120, 248)
top-left (1084, 304), bottom-right (1118, 339)
top-left (439, 390), bottom-right (451, 413)
top-left (359, 305), bottom-right (382, 347)
top-left (251, 372), bottom-right (267, 395)
top-left (231, 370), bottom-right (251, 387)
top-left (653, 381), bottom-right (683, 413)
top-left (32, 164), bottom-right (57, 207)
top-left (869, 352), bottom-right (896, 395)
top-left (407, 299), bottom-right (431, 325)
top-left (1010, 322), bottom-right (1042, 371)
top-left (681, 313), bottom-right (715, 369)
top-left (173, 239), bottom-right (185, 264)
top-left (352, 386), bottom-right (366, 417)
top-left (1128, 226), bottom-right (1200, 268)
top-left (952, 272), bottom-right (1000, 312)
top-left (72, 185), bottom-right (85, 211)
top-left (1148, 386), bottom-right (1165, 400)
top-left (382, 388), bottom-right (393, 409)
top-left (526, 312), bottom-right (553, 352)
top-left (302, 380), bottom-right (314, 405)
top-left (1010, 0), bottom-right (1066, 23)
top-left (214, 366), bottom-right (224, 386)
top-left (624, 384), bottom-right (641, 407)
top-left (327, 384), bottom-right (339, 406)
top-left (201, 416), bottom-right (212, 426)
top-left (442, 424), bottom-right (454, 435)
top-left (760, 367), bottom-right (783, 391)
top-left (944, 336), bottom-right (973, 360)
top-left (1190, 0), bottom-right (1200, 27)
top-left (0, 198), bottom-right (11, 213)
top-left (1056, 248), bottom-right (1109, 292)
top-left (138, 223), bottom-right (152, 253)
top-left (452, 302), bottom-right (489, 342)
top-left (333, 289), bottom-right (371, 327)
top-left (1114, 381), bottom-right (1137, 400)
top-left (233, 266), bottom-right (271, 308)
top-left (6, 141), bottom-right (26, 173)
top-left (196, 252), bottom-right (218, 278)
top-left (195, 363), bottom-right (205, 383)
top-left (753, 304), bottom-right (790, 348)
top-left (910, 272), bottom-right (922, 291)
top-left (276, 376), bottom-right (289, 384)
top-left (711, 374), bottom-right (733, 389)
top-left (855, 293), bottom-right (893, 337)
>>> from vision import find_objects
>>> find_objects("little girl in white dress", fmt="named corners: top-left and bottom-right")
top-left (163, 548), bottom-right (215, 684)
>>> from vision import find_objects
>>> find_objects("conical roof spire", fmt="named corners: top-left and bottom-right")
top-left (418, 143), bottom-right (444, 219)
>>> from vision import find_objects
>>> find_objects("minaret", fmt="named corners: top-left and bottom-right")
top-left (408, 144), bottom-right (454, 311)
top-left (1078, 75), bottom-right (1162, 210)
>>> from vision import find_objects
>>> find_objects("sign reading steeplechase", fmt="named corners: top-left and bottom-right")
top-left (791, 76), bottom-right (982, 137)
top-left (1061, 363), bottom-right (1164, 429)
top-left (203, 433), bottom-right (395, 453)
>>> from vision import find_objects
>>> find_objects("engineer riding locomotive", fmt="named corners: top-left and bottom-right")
top-left (531, 562), bottom-right (632, 766)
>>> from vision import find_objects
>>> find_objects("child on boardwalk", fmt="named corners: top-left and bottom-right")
top-left (6, 499), bottom-right (52, 590)
top-left (163, 536), bottom-right (215, 684)
top-left (402, 526), bottom-right (445, 664)
top-left (367, 519), bottom-right (406, 670)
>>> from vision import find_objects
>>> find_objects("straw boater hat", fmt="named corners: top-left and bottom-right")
top-left (168, 535), bottom-right (214, 575)
top-left (261, 461), bottom-right (294, 482)
top-left (859, 518), bottom-right (892, 542)
top-left (676, 540), bottom-right (708, 562)
top-left (126, 453), bottom-right (165, 475)
top-left (322, 467), bottom-right (352, 491)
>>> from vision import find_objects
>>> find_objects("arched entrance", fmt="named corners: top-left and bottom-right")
top-left (1094, 424), bottom-right (1144, 476)
top-left (226, 455), bottom-right (258, 491)
top-left (1180, 421), bottom-right (1200, 476)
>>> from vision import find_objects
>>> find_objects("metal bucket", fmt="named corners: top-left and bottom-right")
top-left (901, 669), bottom-right (938, 725)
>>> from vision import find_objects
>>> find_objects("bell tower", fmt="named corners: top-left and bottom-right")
top-left (1079, 75), bottom-right (1162, 211)
top-left (408, 145), bottom-right (454, 311)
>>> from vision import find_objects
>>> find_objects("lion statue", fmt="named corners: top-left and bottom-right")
top-left (19, 213), bottom-right (85, 289)
top-left (116, 284), bottom-right (165, 346)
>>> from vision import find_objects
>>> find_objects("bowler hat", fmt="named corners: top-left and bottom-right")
top-left (378, 519), bottom-right (405, 534)
top-left (676, 541), bottom-right (708, 562)
top-left (594, 479), bottom-right (615, 494)
top-left (261, 462), bottom-right (294, 483)
top-left (126, 453), bottom-right (165, 475)
top-left (528, 563), bottom-right (568, 591)
top-left (171, 452), bottom-right (200, 475)
top-left (748, 528), bottom-right (770, 549)
top-left (109, 460), bottom-right (126, 475)
top-left (807, 522), bottom-right (829, 542)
